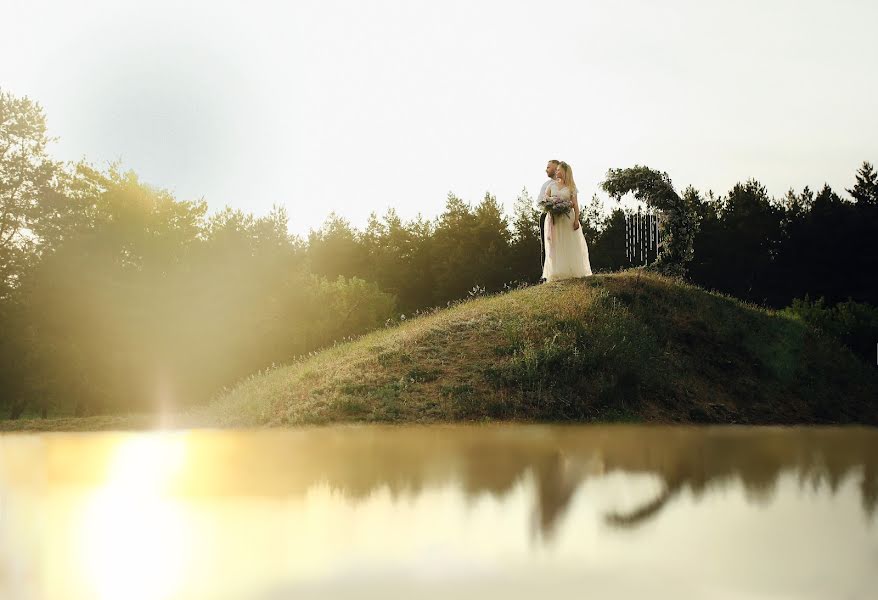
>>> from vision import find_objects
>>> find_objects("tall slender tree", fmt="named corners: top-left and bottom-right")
top-left (0, 90), bottom-right (57, 297)
top-left (847, 161), bottom-right (878, 206)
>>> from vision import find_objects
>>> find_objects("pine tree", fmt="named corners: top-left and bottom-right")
top-left (846, 161), bottom-right (878, 206)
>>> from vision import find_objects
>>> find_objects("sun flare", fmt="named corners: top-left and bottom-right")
top-left (78, 434), bottom-right (190, 600)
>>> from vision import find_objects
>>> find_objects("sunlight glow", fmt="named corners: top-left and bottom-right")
top-left (77, 434), bottom-right (189, 600)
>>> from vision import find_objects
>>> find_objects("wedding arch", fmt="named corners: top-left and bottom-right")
top-left (601, 165), bottom-right (701, 278)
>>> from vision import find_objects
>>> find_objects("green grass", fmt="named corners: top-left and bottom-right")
top-left (4, 268), bottom-right (877, 431)
top-left (195, 268), bottom-right (878, 427)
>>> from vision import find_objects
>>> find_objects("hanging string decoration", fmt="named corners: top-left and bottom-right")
top-left (624, 207), bottom-right (663, 265)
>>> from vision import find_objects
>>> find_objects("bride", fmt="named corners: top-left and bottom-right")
top-left (541, 161), bottom-right (593, 282)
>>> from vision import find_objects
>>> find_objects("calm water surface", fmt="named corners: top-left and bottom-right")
top-left (1, 425), bottom-right (876, 600)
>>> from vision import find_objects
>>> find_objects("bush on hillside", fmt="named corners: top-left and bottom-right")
top-left (782, 296), bottom-right (878, 366)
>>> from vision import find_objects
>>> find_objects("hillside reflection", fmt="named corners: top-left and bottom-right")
top-left (19, 425), bottom-right (877, 536)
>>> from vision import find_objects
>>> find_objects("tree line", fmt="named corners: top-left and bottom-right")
top-left (1, 89), bottom-right (876, 418)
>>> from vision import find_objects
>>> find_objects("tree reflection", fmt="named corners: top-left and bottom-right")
top-left (28, 425), bottom-right (878, 536)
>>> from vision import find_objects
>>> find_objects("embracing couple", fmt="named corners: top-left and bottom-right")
top-left (538, 159), bottom-right (593, 283)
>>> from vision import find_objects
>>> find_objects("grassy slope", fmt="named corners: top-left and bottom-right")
top-left (200, 269), bottom-right (878, 427)
top-left (3, 269), bottom-right (876, 431)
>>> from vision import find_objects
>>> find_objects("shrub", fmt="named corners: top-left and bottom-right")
top-left (782, 295), bottom-right (878, 366)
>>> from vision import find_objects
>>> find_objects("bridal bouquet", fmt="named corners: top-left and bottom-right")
top-left (539, 196), bottom-right (573, 217)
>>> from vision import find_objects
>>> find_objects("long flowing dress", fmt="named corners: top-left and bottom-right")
top-left (541, 182), bottom-right (593, 282)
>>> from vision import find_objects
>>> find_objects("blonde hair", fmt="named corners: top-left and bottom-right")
top-left (557, 161), bottom-right (577, 194)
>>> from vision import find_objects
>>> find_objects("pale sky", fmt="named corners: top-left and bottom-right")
top-left (4, 0), bottom-right (876, 236)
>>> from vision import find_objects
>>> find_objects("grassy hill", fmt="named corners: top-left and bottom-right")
top-left (3, 268), bottom-right (876, 432)
top-left (197, 269), bottom-right (878, 427)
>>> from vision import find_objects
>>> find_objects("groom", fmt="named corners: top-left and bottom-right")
top-left (538, 159), bottom-right (560, 280)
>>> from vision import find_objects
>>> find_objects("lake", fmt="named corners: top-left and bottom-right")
top-left (1, 425), bottom-right (876, 599)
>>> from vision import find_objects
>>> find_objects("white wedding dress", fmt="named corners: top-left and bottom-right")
top-left (541, 182), bottom-right (593, 282)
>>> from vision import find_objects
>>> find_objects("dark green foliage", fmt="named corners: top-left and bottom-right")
top-left (430, 192), bottom-right (513, 302)
top-left (586, 208), bottom-right (628, 272)
top-left (847, 161), bottom-right (878, 206)
top-left (0, 90), bottom-right (56, 298)
top-left (361, 209), bottom-right (435, 312)
top-left (781, 296), bottom-right (878, 366)
top-left (307, 213), bottom-right (368, 280)
top-left (689, 180), bottom-right (784, 304)
top-left (769, 182), bottom-right (876, 308)
top-left (508, 187), bottom-right (541, 276)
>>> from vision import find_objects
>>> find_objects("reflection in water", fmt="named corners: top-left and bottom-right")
top-left (0, 425), bottom-right (875, 600)
top-left (154, 425), bottom-right (876, 531)
top-left (79, 436), bottom-right (188, 600)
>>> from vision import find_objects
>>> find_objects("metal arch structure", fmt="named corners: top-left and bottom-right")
top-left (603, 165), bottom-right (701, 277)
